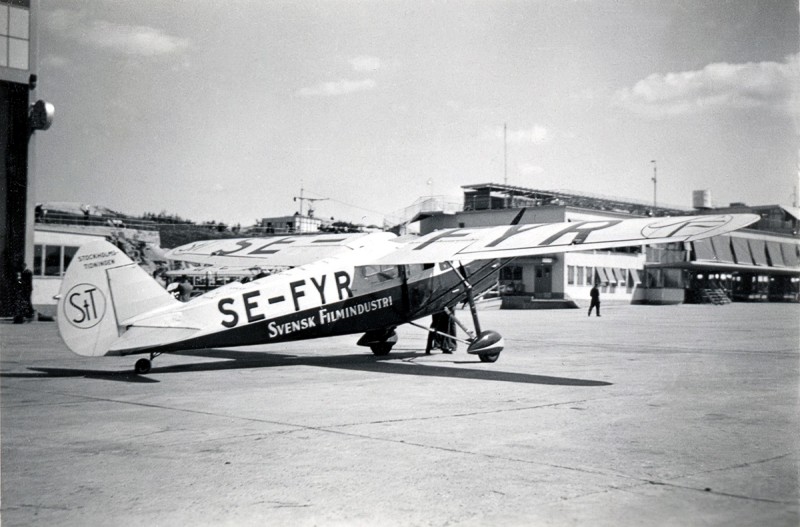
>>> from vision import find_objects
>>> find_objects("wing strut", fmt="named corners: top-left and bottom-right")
top-left (445, 262), bottom-right (483, 335)
top-left (444, 261), bottom-right (505, 363)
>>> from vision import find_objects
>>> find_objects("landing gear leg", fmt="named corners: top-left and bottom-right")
top-left (446, 262), bottom-right (504, 362)
top-left (133, 352), bottom-right (161, 374)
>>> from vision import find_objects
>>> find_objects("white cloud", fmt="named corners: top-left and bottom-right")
top-left (349, 55), bottom-right (381, 72)
top-left (498, 125), bottom-right (550, 145)
top-left (615, 55), bottom-right (799, 118)
top-left (298, 79), bottom-right (376, 97)
top-left (519, 163), bottom-right (544, 176)
top-left (43, 8), bottom-right (189, 57)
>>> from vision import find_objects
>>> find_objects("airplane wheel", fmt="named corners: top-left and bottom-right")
top-left (134, 358), bottom-right (151, 374)
top-left (479, 353), bottom-right (500, 363)
top-left (370, 343), bottom-right (393, 356)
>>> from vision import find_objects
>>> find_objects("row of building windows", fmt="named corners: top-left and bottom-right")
top-left (33, 244), bottom-right (79, 277)
top-left (0, 2), bottom-right (29, 70)
top-left (567, 265), bottom-right (641, 288)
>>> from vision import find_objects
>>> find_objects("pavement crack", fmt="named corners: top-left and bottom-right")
top-left (643, 479), bottom-right (795, 505)
top-left (324, 398), bottom-right (609, 428)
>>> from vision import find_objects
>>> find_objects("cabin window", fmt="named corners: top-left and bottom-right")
top-left (360, 265), bottom-right (399, 283)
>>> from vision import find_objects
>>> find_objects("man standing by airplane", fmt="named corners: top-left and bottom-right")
top-left (588, 283), bottom-right (601, 317)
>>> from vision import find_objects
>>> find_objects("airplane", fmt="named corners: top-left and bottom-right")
top-left (56, 213), bottom-right (758, 374)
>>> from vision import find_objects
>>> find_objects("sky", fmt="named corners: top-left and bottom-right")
top-left (33, 0), bottom-right (799, 227)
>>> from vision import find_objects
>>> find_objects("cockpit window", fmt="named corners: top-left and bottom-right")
top-left (360, 265), bottom-right (399, 283)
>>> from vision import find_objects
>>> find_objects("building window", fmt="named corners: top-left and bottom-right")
top-left (577, 266), bottom-right (584, 285)
top-left (34, 244), bottom-right (80, 276)
top-left (567, 265), bottom-right (575, 285)
top-left (63, 246), bottom-right (79, 273)
top-left (499, 265), bottom-right (524, 294)
top-left (1, 3), bottom-right (30, 70)
top-left (33, 243), bottom-right (42, 275)
top-left (44, 245), bottom-right (61, 276)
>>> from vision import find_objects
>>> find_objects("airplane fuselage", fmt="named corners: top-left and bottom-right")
top-left (121, 246), bottom-right (500, 355)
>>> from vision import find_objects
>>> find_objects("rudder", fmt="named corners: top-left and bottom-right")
top-left (57, 240), bottom-right (177, 357)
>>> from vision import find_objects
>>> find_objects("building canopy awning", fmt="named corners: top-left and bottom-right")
top-left (711, 236), bottom-right (735, 263)
top-left (782, 243), bottom-right (800, 267)
top-left (693, 238), bottom-right (716, 261)
top-left (659, 234), bottom-right (799, 275)
top-left (731, 237), bottom-right (753, 265)
top-left (748, 239), bottom-right (769, 266)
top-left (766, 241), bottom-right (785, 267)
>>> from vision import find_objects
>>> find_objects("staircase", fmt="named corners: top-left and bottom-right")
top-left (699, 288), bottom-right (731, 305)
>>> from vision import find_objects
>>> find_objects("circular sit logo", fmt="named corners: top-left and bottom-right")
top-left (64, 284), bottom-right (107, 329)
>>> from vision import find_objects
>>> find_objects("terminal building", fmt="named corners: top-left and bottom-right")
top-left (411, 183), bottom-right (800, 308)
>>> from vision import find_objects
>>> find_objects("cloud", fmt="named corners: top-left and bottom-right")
top-left (519, 163), bottom-right (544, 176)
top-left (43, 8), bottom-right (189, 57)
top-left (349, 55), bottom-right (381, 72)
top-left (615, 55), bottom-right (799, 118)
top-left (496, 125), bottom-right (550, 145)
top-left (298, 79), bottom-right (376, 97)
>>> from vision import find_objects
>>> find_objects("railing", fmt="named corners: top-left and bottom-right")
top-left (35, 212), bottom-right (158, 231)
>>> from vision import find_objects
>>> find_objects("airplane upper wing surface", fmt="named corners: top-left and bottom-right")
top-left (369, 214), bottom-right (759, 265)
top-left (165, 232), bottom-right (397, 268)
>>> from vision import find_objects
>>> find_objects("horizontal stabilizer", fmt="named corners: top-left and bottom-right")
top-left (108, 327), bottom-right (201, 354)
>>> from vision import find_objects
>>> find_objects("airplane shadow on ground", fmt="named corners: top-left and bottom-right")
top-left (3, 347), bottom-right (612, 387)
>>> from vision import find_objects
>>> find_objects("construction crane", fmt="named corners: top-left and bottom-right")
top-left (294, 186), bottom-right (328, 217)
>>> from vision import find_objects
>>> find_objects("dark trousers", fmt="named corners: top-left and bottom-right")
top-left (588, 301), bottom-right (600, 316)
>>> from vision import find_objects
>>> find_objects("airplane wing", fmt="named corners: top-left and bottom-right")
top-left (165, 232), bottom-right (397, 268)
top-left (368, 214), bottom-right (759, 265)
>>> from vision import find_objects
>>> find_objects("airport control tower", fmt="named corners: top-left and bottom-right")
top-left (0, 0), bottom-right (52, 316)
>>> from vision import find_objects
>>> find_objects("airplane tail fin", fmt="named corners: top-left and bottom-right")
top-left (57, 240), bottom-right (179, 357)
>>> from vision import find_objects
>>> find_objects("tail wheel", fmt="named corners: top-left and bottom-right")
top-left (478, 353), bottom-right (500, 363)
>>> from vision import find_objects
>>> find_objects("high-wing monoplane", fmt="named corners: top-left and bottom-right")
top-left (56, 214), bottom-right (757, 374)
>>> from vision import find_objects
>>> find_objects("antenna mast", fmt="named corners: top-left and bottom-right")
top-left (651, 160), bottom-right (657, 208)
top-left (504, 123), bottom-right (508, 185)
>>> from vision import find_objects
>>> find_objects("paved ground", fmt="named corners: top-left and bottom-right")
top-left (1, 303), bottom-right (798, 526)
